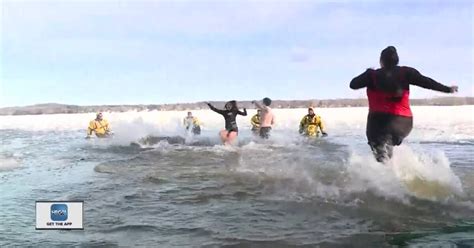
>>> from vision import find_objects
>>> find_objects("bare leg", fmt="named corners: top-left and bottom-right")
top-left (219, 130), bottom-right (228, 144)
top-left (226, 131), bottom-right (238, 145)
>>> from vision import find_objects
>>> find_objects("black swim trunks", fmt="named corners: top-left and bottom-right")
top-left (259, 127), bottom-right (271, 139)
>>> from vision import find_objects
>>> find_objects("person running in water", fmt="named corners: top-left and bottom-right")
top-left (183, 111), bottom-right (201, 135)
top-left (350, 46), bottom-right (458, 163)
top-left (250, 110), bottom-right (261, 135)
top-left (252, 97), bottom-right (275, 139)
top-left (299, 107), bottom-right (328, 137)
top-left (86, 112), bottom-right (111, 138)
top-left (207, 101), bottom-right (247, 145)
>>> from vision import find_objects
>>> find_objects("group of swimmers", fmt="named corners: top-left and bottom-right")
top-left (187, 98), bottom-right (328, 145)
top-left (86, 46), bottom-right (459, 163)
top-left (86, 98), bottom-right (328, 146)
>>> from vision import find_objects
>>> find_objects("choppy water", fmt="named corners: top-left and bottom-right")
top-left (1, 106), bottom-right (473, 247)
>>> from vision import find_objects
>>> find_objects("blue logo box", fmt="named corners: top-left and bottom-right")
top-left (50, 204), bottom-right (68, 221)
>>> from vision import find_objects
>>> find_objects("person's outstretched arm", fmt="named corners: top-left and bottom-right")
top-left (238, 108), bottom-right (247, 116)
top-left (350, 69), bottom-right (372, 89)
top-left (252, 101), bottom-right (265, 110)
top-left (207, 102), bottom-right (225, 115)
top-left (407, 67), bottom-right (457, 93)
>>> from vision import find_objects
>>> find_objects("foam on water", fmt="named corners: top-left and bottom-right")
top-left (348, 145), bottom-right (466, 202)
top-left (0, 156), bottom-right (21, 171)
top-left (1, 106), bottom-right (472, 142)
top-left (0, 106), bottom-right (472, 204)
top-left (348, 152), bottom-right (408, 201)
top-left (0, 106), bottom-right (473, 247)
top-left (393, 146), bottom-right (464, 198)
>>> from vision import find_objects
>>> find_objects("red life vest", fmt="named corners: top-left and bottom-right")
top-left (366, 69), bottom-right (412, 117)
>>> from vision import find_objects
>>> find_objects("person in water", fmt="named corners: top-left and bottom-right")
top-left (250, 110), bottom-right (261, 135)
top-left (350, 46), bottom-right (458, 163)
top-left (252, 97), bottom-right (275, 139)
top-left (207, 101), bottom-right (247, 145)
top-left (299, 107), bottom-right (328, 137)
top-left (86, 112), bottom-right (111, 138)
top-left (183, 111), bottom-right (201, 135)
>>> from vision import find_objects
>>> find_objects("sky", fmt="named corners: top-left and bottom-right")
top-left (0, 0), bottom-right (472, 107)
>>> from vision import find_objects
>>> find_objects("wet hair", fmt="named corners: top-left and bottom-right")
top-left (263, 97), bottom-right (272, 106)
top-left (380, 46), bottom-right (399, 68)
top-left (225, 100), bottom-right (237, 110)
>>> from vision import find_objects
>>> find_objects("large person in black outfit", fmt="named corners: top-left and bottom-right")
top-left (350, 46), bottom-right (458, 162)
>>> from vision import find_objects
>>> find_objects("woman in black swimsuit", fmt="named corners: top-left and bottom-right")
top-left (207, 100), bottom-right (247, 145)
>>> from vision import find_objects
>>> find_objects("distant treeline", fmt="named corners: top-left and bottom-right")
top-left (0, 97), bottom-right (472, 116)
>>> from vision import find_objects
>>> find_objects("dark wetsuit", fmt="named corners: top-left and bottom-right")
top-left (350, 66), bottom-right (451, 162)
top-left (208, 103), bottom-right (247, 133)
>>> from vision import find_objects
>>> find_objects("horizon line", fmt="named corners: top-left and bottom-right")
top-left (1, 96), bottom-right (472, 109)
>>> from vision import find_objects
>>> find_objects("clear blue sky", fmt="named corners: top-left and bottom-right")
top-left (1, 0), bottom-right (472, 107)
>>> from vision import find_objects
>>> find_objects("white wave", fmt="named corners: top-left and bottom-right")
top-left (230, 140), bottom-right (465, 202)
top-left (1, 106), bottom-right (473, 144)
top-left (347, 145), bottom-right (464, 202)
top-left (1, 106), bottom-right (471, 205)
top-left (347, 152), bottom-right (408, 202)
top-left (0, 156), bottom-right (21, 171)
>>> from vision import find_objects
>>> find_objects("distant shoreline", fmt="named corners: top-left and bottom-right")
top-left (1, 97), bottom-right (472, 116)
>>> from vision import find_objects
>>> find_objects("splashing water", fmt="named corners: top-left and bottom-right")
top-left (0, 106), bottom-right (473, 247)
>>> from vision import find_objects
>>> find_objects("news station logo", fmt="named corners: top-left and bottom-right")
top-left (36, 201), bottom-right (83, 230)
top-left (50, 204), bottom-right (68, 221)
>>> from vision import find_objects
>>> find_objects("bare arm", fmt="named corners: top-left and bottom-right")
top-left (252, 101), bottom-right (265, 110)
